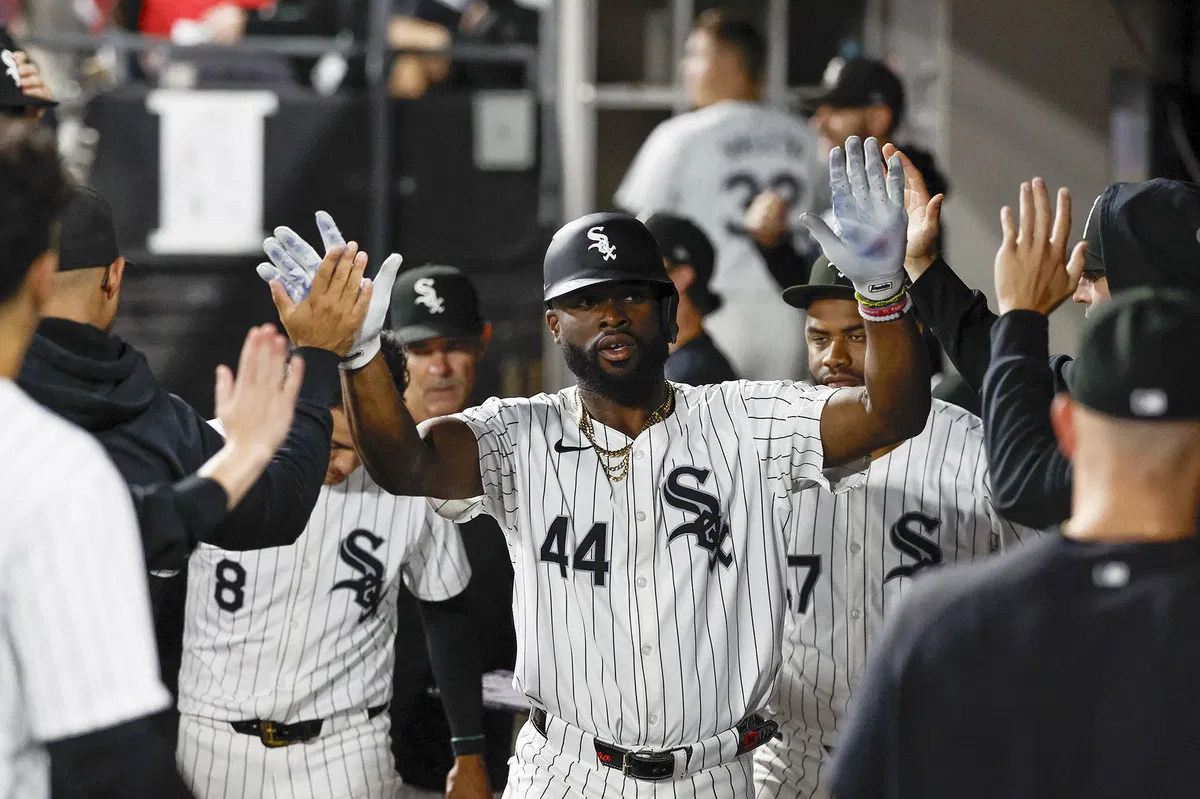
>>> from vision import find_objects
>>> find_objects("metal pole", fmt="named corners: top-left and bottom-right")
top-left (765, 0), bottom-right (788, 108)
top-left (671, 0), bottom-right (694, 115)
top-left (365, 0), bottom-right (391, 264)
top-left (537, 0), bottom-right (561, 227)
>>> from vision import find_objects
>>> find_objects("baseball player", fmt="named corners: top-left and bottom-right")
top-left (176, 249), bottom-right (481, 799)
top-left (266, 137), bottom-right (932, 798)
top-left (614, 10), bottom-right (821, 381)
top-left (751, 256), bottom-right (1042, 799)
top-left (0, 117), bottom-right (193, 797)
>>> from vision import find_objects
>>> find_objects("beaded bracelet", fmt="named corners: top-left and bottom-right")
top-left (855, 288), bottom-right (909, 308)
top-left (857, 292), bottom-right (912, 323)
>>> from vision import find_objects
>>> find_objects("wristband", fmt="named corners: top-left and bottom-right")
top-left (857, 292), bottom-right (912, 323)
top-left (340, 335), bottom-right (380, 371)
top-left (451, 734), bottom-right (487, 757)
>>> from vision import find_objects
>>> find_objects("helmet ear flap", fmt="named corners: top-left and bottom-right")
top-left (661, 286), bottom-right (680, 344)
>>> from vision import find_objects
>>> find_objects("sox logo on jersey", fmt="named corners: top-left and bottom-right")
top-left (433, 379), bottom-right (845, 799)
top-left (176, 466), bottom-right (472, 799)
top-left (753, 400), bottom-right (1044, 799)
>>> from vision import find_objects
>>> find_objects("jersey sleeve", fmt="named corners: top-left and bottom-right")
top-left (402, 507), bottom-right (473, 602)
top-left (450, 397), bottom-right (520, 532)
top-left (738, 381), bottom-right (846, 493)
top-left (7, 440), bottom-right (171, 743)
top-left (613, 123), bottom-right (685, 214)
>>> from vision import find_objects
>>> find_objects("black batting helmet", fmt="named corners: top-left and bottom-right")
top-left (543, 212), bottom-right (679, 342)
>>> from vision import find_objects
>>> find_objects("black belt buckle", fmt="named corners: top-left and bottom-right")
top-left (230, 718), bottom-right (323, 748)
top-left (259, 720), bottom-right (296, 749)
top-left (594, 740), bottom-right (677, 781)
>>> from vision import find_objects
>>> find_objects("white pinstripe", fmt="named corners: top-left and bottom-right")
top-left (752, 401), bottom-right (1045, 798)
top-left (0, 379), bottom-right (170, 799)
top-left (177, 466), bottom-right (471, 799)
top-left (432, 380), bottom-right (843, 798)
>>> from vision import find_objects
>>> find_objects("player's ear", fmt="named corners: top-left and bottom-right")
top-left (1049, 393), bottom-right (1077, 460)
top-left (26, 247), bottom-right (58, 311)
top-left (545, 308), bottom-right (561, 342)
top-left (101, 256), bottom-right (126, 299)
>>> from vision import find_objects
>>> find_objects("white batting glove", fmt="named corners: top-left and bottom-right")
top-left (800, 136), bottom-right (908, 302)
top-left (256, 211), bottom-right (347, 303)
top-left (257, 211), bottom-right (403, 370)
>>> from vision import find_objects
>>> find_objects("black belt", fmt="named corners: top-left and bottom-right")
top-left (530, 707), bottom-right (777, 782)
top-left (231, 704), bottom-right (388, 748)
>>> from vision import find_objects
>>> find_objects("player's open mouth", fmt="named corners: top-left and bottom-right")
top-left (824, 376), bottom-right (861, 388)
top-left (597, 334), bottom-right (637, 362)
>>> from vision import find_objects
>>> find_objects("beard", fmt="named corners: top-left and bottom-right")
top-left (561, 333), bottom-right (669, 407)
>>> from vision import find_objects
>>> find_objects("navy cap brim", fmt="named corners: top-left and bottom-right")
top-left (545, 273), bottom-right (673, 303)
top-left (392, 320), bottom-right (484, 344)
top-left (781, 283), bottom-right (856, 309)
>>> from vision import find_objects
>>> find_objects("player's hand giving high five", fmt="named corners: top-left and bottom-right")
top-left (259, 212), bottom-right (403, 369)
top-left (269, 241), bottom-right (372, 357)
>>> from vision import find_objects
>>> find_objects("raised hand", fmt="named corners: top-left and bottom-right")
top-left (994, 177), bottom-right (1087, 316)
top-left (257, 211), bottom-right (348, 303)
top-left (270, 241), bottom-right (372, 356)
top-left (799, 136), bottom-right (908, 301)
top-left (881, 143), bottom-right (945, 279)
top-left (214, 324), bottom-right (305, 460)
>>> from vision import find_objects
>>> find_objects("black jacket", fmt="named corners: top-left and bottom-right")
top-left (18, 318), bottom-right (339, 686)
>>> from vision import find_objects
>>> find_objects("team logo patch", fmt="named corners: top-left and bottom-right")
top-left (883, 511), bottom-right (943, 583)
top-left (1, 51), bottom-right (19, 89)
top-left (413, 277), bottom-right (445, 314)
top-left (331, 529), bottom-right (386, 621)
top-left (587, 226), bottom-right (617, 261)
top-left (663, 466), bottom-right (733, 571)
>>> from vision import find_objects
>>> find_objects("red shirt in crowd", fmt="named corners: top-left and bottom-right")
top-left (138, 0), bottom-right (269, 37)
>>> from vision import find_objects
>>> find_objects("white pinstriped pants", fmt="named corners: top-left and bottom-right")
top-left (503, 718), bottom-right (754, 799)
top-left (751, 724), bottom-right (831, 799)
top-left (177, 711), bottom-right (402, 799)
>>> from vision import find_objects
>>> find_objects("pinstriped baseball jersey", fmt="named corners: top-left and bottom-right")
top-left (0, 380), bottom-right (170, 799)
top-left (435, 379), bottom-right (842, 751)
top-left (177, 465), bottom-right (471, 723)
top-left (754, 400), bottom-right (1044, 798)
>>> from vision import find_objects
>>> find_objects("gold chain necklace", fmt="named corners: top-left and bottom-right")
top-left (577, 385), bottom-right (675, 482)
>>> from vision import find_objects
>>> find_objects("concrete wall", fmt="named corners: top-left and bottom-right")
top-left (937, 0), bottom-right (1152, 356)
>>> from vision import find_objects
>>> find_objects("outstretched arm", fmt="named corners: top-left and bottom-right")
top-left (800, 137), bottom-right (931, 467)
top-left (341, 354), bottom-right (483, 498)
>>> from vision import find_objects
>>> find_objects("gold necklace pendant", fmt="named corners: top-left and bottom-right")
top-left (576, 385), bottom-right (674, 482)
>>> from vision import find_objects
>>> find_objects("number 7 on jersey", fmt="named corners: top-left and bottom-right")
top-left (786, 554), bottom-right (822, 614)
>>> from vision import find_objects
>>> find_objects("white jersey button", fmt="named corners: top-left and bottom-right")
top-left (849, 543), bottom-right (861, 554)
top-left (850, 609), bottom-right (862, 620)
top-left (648, 713), bottom-right (659, 724)
top-left (641, 644), bottom-right (653, 656)
top-left (634, 450), bottom-right (644, 460)
top-left (636, 577), bottom-right (648, 588)
top-left (636, 511), bottom-right (646, 522)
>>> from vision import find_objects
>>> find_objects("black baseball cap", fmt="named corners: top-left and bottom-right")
top-left (781, 255), bottom-right (854, 309)
top-left (58, 186), bottom-right (121, 273)
top-left (1073, 286), bottom-right (1200, 420)
top-left (388, 264), bottom-right (485, 343)
top-left (0, 49), bottom-right (57, 111)
top-left (642, 212), bottom-right (721, 315)
top-left (811, 58), bottom-right (905, 128)
top-left (1080, 179), bottom-right (1200, 294)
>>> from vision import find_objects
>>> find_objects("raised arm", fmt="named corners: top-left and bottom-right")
top-left (340, 353), bottom-right (483, 498)
top-left (799, 137), bottom-right (932, 467)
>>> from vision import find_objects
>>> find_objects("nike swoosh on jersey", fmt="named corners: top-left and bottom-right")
top-left (553, 438), bottom-right (590, 453)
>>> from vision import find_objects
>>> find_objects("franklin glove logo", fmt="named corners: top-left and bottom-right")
top-left (663, 466), bottom-right (733, 571)
top-left (587, 226), bottom-right (618, 261)
top-left (413, 277), bottom-right (445, 314)
top-left (332, 529), bottom-right (386, 621)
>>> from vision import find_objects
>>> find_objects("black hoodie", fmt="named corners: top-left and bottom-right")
top-left (909, 179), bottom-right (1200, 529)
top-left (19, 317), bottom-right (339, 687)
